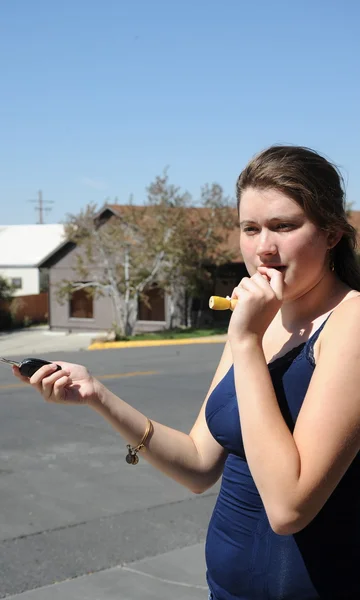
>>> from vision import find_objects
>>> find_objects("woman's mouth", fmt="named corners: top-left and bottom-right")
top-left (259, 265), bottom-right (287, 272)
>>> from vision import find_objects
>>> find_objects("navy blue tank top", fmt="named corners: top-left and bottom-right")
top-left (205, 319), bottom-right (360, 600)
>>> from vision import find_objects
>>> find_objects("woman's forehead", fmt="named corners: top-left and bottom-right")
top-left (239, 187), bottom-right (304, 220)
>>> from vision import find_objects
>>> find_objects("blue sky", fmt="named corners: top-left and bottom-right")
top-left (1, 0), bottom-right (360, 224)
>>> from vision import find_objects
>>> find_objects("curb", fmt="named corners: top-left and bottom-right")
top-left (88, 336), bottom-right (227, 350)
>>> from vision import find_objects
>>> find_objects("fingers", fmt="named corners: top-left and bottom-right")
top-left (29, 363), bottom-right (62, 385)
top-left (12, 365), bottom-right (30, 384)
top-left (240, 276), bottom-right (262, 293)
top-left (49, 374), bottom-right (72, 402)
top-left (30, 363), bottom-right (71, 402)
top-left (257, 267), bottom-right (284, 300)
top-left (13, 363), bottom-right (70, 402)
top-left (230, 268), bottom-right (283, 302)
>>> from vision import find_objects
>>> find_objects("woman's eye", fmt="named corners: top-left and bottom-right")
top-left (275, 223), bottom-right (293, 230)
top-left (242, 223), bottom-right (295, 234)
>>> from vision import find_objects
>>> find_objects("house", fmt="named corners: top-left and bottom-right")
top-left (39, 205), bottom-right (360, 333)
top-left (0, 224), bottom-right (66, 296)
top-left (38, 204), bottom-right (247, 332)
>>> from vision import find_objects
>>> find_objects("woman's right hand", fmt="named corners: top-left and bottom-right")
top-left (12, 361), bottom-right (100, 406)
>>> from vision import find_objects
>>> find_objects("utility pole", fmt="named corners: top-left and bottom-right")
top-left (28, 190), bottom-right (54, 224)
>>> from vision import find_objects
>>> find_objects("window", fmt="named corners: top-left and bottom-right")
top-left (138, 285), bottom-right (165, 321)
top-left (11, 278), bottom-right (22, 289)
top-left (39, 269), bottom-right (49, 293)
top-left (69, 287), bottom-right (93, 319)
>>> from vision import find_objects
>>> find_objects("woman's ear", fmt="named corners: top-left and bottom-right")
top-left (327, 230), bottom-right (343, 250)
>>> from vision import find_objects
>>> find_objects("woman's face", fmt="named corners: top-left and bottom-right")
top-left (239, 187), bottom-right (332, 301)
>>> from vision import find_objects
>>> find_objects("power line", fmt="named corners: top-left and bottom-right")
top-left (28, 190), bottom-right (54, 224)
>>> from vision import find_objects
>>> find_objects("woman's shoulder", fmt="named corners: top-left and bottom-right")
top-left (331, 289), bottom-right (360, 317)
top-left (320, 290), bottom-right (360, 348)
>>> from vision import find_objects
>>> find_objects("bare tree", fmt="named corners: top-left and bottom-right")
top-left (58, 173), bottom-right (189, 337)
top-left (57, 172), bottom-right (239, 337)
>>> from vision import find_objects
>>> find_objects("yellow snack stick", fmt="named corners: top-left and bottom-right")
top-left (209, 296), bottom-right (238, 311)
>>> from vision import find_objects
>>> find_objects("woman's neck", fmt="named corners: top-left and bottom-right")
top-left (278, 272), bottom-right (351, 333)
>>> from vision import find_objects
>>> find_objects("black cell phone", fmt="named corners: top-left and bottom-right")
top-left (0, 357), bottom-right (61, 378)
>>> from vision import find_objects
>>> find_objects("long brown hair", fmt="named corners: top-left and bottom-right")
top-left (236, 145), bottom-right (360, 291)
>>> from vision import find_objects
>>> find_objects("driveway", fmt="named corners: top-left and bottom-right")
top-left (0, 326), bottom-right (107, 358)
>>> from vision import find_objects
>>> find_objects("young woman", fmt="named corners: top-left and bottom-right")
top-left (13, 146), bottom-right (360, 599)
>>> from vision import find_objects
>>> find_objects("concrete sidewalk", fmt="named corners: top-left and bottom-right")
top-left (5, 543), bottom-right (208, 600)
top-left (0, 326), bottom-right (107, 357)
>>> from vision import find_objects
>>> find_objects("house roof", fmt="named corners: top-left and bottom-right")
top-left (0, 224), bottom-right (66, 267)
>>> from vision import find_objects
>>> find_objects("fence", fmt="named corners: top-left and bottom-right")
top-left (0, 292), bottom-right (48, 328)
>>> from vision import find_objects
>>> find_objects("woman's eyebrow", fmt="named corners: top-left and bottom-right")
top-left (240, 215), bottom-right (303, 226)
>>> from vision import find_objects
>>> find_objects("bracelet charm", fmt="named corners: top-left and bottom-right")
top-left (126, 447), bottom-right (140, 464)
top-left (125, 418), bottom-right (153, 465)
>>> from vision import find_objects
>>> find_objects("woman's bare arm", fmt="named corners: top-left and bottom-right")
top-left (90, 341), bottom-right (232, 493)
top-left (231, 298), bottom-right (360, 534)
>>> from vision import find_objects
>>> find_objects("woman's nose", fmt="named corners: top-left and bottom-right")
top-left (256, 231), bottom-right (278, 257)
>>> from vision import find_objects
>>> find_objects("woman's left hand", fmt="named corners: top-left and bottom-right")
top-left (228, 266), bottom-right (284, 344)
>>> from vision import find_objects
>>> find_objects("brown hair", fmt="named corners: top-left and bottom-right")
top-left (236, 145), bottom-right (360, 291)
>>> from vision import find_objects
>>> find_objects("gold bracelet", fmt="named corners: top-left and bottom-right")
top-left (126, 418), bottom-right (153, 465)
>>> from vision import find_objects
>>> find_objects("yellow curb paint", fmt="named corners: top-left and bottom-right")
top-left (0, 370), bottom-right (159, 391)
top-left (88, 337), bottom-right (227, 351)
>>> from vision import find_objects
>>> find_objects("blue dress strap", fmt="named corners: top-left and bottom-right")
top-left (306, 312), bottom-right (333, 367)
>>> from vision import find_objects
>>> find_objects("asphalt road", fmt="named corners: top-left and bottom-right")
top-left (0, 344), bottom-right (225, 597)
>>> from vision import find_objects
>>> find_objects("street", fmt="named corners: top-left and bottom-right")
top-left (0, 343), bottom-right (224, 598)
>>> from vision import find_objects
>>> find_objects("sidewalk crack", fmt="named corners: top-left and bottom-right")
top-left (120, 565), bottom-right (208, 590)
